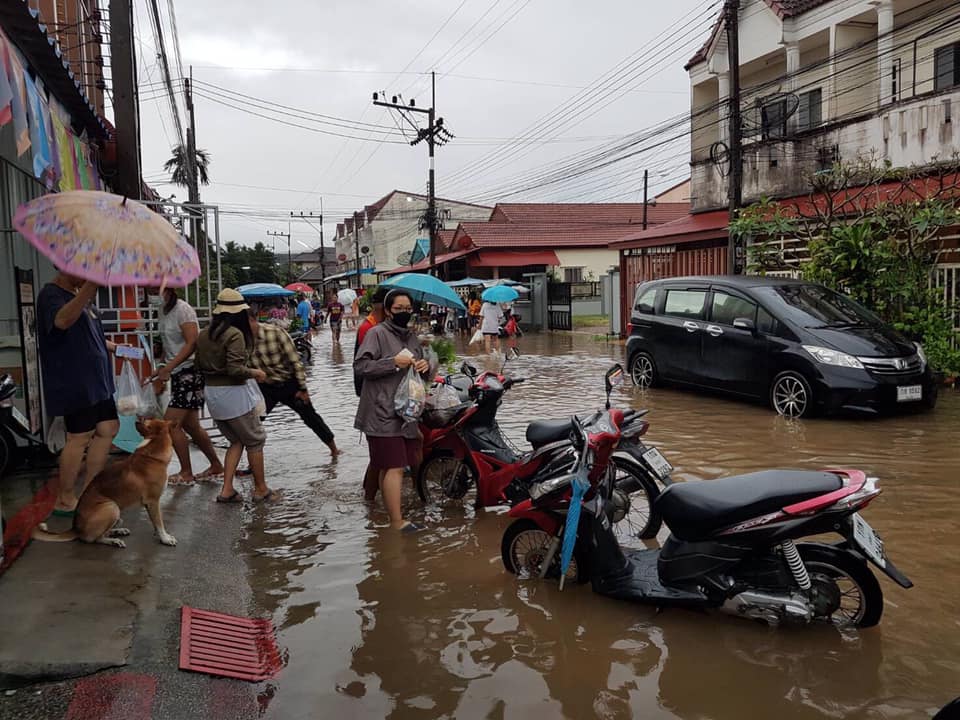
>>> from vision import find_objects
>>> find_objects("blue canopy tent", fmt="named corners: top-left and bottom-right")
top-left (237, 283), bottom-right (295, 299)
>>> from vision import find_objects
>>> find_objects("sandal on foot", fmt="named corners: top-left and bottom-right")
top-left (400, 522), bottom-right (424, 534)
top-left (168, 474), bottom-right (195, 487)
top-left (215, 491), bottom-right (242, 504)
top-left (194, 469), bottom-right (224, 483)
top-left (253, 489), bottom-right (280, 504)
top-left (51, 507), bottom-right (76, 518)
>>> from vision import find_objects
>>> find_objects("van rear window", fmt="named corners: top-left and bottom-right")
top-left (634, 287), bottom-right (656, 314)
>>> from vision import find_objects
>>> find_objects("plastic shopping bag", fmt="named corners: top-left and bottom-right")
top-left (394, 366), bottom-right (427, 423)
top-left (246, 379), bottom-right (267, 418)
top-left (138, 381), bottom-right (162, 418)
top-left (427, 382), bottom-right (461, 410)
top-left (116, 360), bottom-right (141, 415)
top-left (469, 329), bottom-right (484, 346)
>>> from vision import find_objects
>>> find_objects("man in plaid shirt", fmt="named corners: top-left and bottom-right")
top-left (248, 310), bottom-right (340, 456)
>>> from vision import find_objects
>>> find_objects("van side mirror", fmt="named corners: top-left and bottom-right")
top-left (733, 317), bottom-right (757, 334)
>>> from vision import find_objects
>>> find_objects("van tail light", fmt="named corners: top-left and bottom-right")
top-left (626, 323), bottom-right (634, 334)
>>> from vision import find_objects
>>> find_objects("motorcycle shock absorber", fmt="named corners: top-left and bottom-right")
top-left (781, 540), bottom-right (812, 590)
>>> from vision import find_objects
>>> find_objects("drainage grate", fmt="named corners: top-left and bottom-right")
top-left (179, 606), bottom-right (282, 682)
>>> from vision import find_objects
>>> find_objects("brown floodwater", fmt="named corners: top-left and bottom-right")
top-left (241, 330), bottom-right (960, 719)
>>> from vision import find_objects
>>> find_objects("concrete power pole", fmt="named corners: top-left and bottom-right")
top-left (183, 69), bottom-right (201, 250)
top-left (373, 72), bottom-right (452, 276)
top-left (353, 211), bottom-right (362, 289)
top-left (108, 0), bottom-right (141, 198)
top-left (291, 205), bottom-right (326, 286)
top-left (725, 0), bottom-right (744, 275)
top-left (267, 230), bottom-right (291, 283)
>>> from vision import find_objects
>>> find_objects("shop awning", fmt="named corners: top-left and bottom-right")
top-left (471, 250), bottom-right (559, 268)
top-left (324, 267), bottom-right (376, 282)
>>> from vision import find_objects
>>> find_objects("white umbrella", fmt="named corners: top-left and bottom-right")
top-left (338, 288), bottom-right (358, 304)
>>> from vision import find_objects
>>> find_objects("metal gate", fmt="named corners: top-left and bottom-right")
top-left (934, 263), bottom-right (960, 348)
top-left (547, 282), bottom-right (572, 331)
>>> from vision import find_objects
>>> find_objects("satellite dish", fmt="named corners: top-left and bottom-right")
top-left (361, 246), bottom-right (370, 255)
top-left (396, 251), bottom-right (412, 265)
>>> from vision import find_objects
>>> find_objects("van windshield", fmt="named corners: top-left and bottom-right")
top-left (753, 285), bottom-right (882, 328)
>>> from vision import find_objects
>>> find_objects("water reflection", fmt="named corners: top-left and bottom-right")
top-left (240, 329), bottom-right (959, 719)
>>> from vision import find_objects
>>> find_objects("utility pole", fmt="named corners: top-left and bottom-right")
top-left (352, 211), bottom-right (362, 289)
top-left (267, 230), bottom-right (291, 283)
top-left (183, 68), bottom-right (201, 251)
top-left (642, 169), bottom-right (649, 231)
top-left (725, 0), bottom-right (744, 275)
top-left (108, 0), bottom-right (141, 198)
top-left (291, 205), bottom-right (326, 286)
top-left (373, 72), bottom-right (453, 276)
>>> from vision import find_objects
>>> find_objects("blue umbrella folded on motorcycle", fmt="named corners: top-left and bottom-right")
top-left (559, 467), bottom-right (591, 590)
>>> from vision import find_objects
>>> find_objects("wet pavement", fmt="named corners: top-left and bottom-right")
top-left (2, 328), bottom-right (959, 719)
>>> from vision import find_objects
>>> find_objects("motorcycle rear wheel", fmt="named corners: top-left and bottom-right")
top-left (799, 545), bottom-right (883, 628)
top-left (501, 519), bottom-right (587, 584)
top-left (416, 454), bottom-right (478, 507)
top-left (611, 456), bottom-right (662, 544)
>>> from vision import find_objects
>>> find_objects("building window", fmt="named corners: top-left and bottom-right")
top-left (934, 43), bottom-right (960, 92)
top-left (797, 89), bottom-right (822, 132)
top-left (563, 267), bottom-right (584, 283)
top-left (761, 99), bottom-right (787, 139)
top-left (891, 58), bottom-right (902, 102)
top-left (816, 145), bottom-right (840, 173)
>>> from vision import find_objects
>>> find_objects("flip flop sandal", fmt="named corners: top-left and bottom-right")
top-left (252, 489), bottom-right (280, 504)
top-left (194, 470), bottom-right (224, 483)
top-left (215, 491), bottom-right (242, 504)
top-left (50, 508), bottom-right (76, 518)
top-left (400, 522), bottom-right (424, 534)
top-left (167, 474), bottom-right (195, 487)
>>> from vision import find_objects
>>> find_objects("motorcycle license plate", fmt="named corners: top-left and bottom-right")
top-left (896, 385), bottom-right (922, 402)
top-left (641, 447), bottom-right (673, 480)
top-left (851, 513), bottom-right (886, 568)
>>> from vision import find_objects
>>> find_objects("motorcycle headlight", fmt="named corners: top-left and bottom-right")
top-left (914, 342), bottom-right (927, 370)
top-left (802, 345), bottom-right (864, 370)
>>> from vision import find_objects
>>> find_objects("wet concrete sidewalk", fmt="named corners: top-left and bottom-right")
top-left (0, 476), bottom-right (265, 719)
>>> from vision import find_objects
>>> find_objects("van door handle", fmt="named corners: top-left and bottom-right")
top-left (706, 325), bottom-right (724, 337)
top-left (682, 321), bottom-right (699, 333)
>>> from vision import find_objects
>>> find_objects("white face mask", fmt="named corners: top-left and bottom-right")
top-left (148, 294), bottom-right (162, 306)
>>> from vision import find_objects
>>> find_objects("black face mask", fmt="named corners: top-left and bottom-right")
top-left (391, 311), bottom-right (412, 328)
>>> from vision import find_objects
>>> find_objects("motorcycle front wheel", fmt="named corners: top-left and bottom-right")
top-left (610, 456), bottom-right (662, 544)
top-left (501, 519), bottom-right (587, 584)
top-left (416, 454), bottom-right (478, 507)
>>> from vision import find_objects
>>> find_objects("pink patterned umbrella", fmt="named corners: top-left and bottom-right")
top-left (13, 190), bottom-right (201, 287)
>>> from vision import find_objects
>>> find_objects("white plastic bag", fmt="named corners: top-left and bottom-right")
top-left (116, 360), bottom-right (141, 415)
top-left (246, 378), bottom-right (267, 417)
top-left (138, 381), bottom-right (162, 418)
top-left (428, 383), bottom-right (461, 410)
top-left (394, 366), bottom-right (426, 422)
top-left (469, 329), bottom-right (484, 346)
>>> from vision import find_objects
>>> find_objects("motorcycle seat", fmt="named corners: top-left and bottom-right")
top-left (525, 418), bottom-right (574, 448)
top-left (655, 470), bottom-right (843, 541)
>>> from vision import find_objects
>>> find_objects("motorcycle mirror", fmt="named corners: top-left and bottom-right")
top-left (506, 347), bottom-right (521, 361)
top-left (460, 361), bottom-right (477, 377)
top-left (604, 364), bottom-right (625, 409)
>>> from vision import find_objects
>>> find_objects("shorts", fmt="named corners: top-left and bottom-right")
top-left (169, 367), bottom-right (205, 410)
top-left (366, 435), bottom-right (420, 471)
top-left (457, 316), bottom-right (469, 330)
top-left (64, 398), bottom-right (118, 435)
top-left (214, 408), bottom-right (266, 452)
top-left (483, 332), bottom-right (499, 337)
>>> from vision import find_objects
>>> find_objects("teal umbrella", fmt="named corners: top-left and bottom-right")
top-left (446, 277), bottom-right (486, 288)
top-left (482, 285), bottom-right (520, 303)
top-left (381, 273), bottom-right (466, 310)
top-left (237, 283), bottom-right (295, 299)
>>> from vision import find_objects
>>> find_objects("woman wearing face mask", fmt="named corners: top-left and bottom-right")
top-left (150, 288), bottom-right (224, 485)
top-left (353, 290), bottom-right (430, 532)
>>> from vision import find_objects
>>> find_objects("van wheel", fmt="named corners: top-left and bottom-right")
top-left (629, 352), bottom-right (657, 389)
top-left (771, 371), bottom-right (814, 418)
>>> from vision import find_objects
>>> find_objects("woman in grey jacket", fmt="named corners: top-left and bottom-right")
top-left (354, 290), bottom-right (429, 532)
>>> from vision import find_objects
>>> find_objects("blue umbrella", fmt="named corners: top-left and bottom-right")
top-left (237, 282), bottom-right (295, 298)
top-left (481, 285), bottom-right (519, 303)
top-left (559, 469), bottom-right (590, 590)
top-left (446, 277), bottom-right (486, 288)
top-left (381, 273), bottom-right (466, 310)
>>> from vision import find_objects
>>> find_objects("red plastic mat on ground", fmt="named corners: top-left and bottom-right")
top-left (179, 606), bottom-right (282, 682)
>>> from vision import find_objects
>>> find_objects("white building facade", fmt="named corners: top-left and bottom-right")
top-left (687, 0), bottom-right (960, 212)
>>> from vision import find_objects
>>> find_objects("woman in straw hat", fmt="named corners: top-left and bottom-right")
top-left (195, 288), bottom-right (276, 504)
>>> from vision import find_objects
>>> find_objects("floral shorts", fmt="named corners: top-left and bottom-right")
top-left (169, 367), bottom-right (205, 410)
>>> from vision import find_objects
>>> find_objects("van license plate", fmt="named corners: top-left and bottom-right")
top-left (896, 385), bottom-right (922, 402)
top-left (851, 513), bottom-right (885, 568)
top-left (641, 447), bottom-right (673, 480)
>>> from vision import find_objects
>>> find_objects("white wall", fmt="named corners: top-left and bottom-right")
top-left (555, 249), bottom-right (619, 280)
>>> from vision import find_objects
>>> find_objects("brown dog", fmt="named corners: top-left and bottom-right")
top-left (33, 418), bottom-right (177, 549)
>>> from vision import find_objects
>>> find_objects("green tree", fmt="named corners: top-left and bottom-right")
top-left (164, 144), bottom-right (211, 188)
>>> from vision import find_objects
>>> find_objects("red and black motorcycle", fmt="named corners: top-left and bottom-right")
top-left (417, 362), bottom-right (665, 544)
top-left (502, 365), bottom-right (913, 628)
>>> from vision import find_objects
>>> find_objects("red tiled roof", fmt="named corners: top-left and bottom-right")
top-left (381, 247), bottom-right (475, 276)
top-left (685, 1), bottom-right (833, 69)
top-left (471, 250), bottom-right (560, 268)
top-left (454, 222), bottom-right (643, 250)
top-left (612, 211), bottom-right (729, 249)
top-left (489, 202), bottom-right (689, 226)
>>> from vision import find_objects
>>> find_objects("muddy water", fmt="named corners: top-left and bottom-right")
top-left (241, 330), bottom-right (960, 719)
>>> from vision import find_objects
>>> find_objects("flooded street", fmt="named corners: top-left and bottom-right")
top-left (242, 329), bottom-right (959, 719)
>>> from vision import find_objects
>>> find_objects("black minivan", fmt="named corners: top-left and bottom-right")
top-left (625, 276), bottom-right (938, 417)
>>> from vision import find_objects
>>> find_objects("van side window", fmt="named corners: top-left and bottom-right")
top-left (757, 307), bottom-right (778, 335)
top-left (711, 291), bottom-right (757, 326)
top-left (634, 287), bottom-right (657, 314)
top-left (663, 289), bottom-right (706, 319)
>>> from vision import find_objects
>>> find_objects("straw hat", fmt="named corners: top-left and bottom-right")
top-left (213, 288), bottom-right (250, 314)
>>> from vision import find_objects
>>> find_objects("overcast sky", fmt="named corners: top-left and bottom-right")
top-left (132, 0), bottom-right (713, 250)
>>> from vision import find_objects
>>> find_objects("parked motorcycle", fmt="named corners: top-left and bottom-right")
top-left (417, 361), bottom-right (666, 544)
top-left (501, 364), bottom-right (912, 628)
top-left (290, 330), bottom-right (313, 365)
top-left (0, 374), bottom-right (48, 478)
